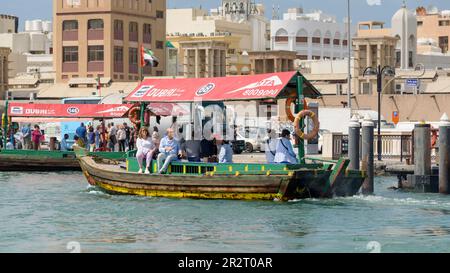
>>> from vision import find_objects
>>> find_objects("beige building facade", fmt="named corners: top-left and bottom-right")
top-left (178, 39), bottom-right (228, 78)
top-left (417, 7), bottom-right (450, 54)
top-left (53, 0), bottom-right (166, 83)
top-left (0, 47), bottom-right (10, 98)
top-left (248, 50), bottom-right (296, 75)
top-left (353, 23), bottom-right (398, 95)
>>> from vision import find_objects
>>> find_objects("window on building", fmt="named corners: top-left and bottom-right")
top-left (417, 21), bottom-right (423, 27)
top-left (333, 39), bottom-right (340, 46)
top-left (88, 19), bottom-right (104, 30)
top-left (362, 82), bottom-right (371, 95)
top-left (275, 36), bottom-right (288, 43)
top-left (63, 20), bottom-right (78, 31)
top-left (296, 37), bottom-right (308, 44)
top-left (156, 11), bottom-right (164, 19)
top-left (114, 46), bottom-right (123, 62)
top-left (343, 40), bottom-right (348, 46)
top-left (323, 38), bottom-right (331, 45)
top-left (143, 23), bottom-right (152, 44)
top-left (408, 51), bottom-right (413, 68)
top-left (114, 20), bottom-right (124, 40)
top-left (439, 36), bottom-right (449, 53)
top-left (129, 47), bottom-right (138, 65)
top-left (88, 46), bottom-right (104, 62)
top-left (439, 20), bottom-right (450, 26)
top-left (312, 37), bottom-right (321, 44)
top-left (156, 41), bottom-right (164, 49)
top-left (129, 22), bottom-right (138, 42)
top-left (63, 46), bottom-right (78, 62)
top-left (395, 50), bottom-right (401, 68)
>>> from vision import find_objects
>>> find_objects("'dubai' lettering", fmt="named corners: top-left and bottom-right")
top-left (146, 88), bottom-right (182, 97)
top-left (25, 109), bottom-right (56, 115)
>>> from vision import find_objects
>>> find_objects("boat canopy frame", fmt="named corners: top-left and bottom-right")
top-left (125, 71), bottom-right (322, 164)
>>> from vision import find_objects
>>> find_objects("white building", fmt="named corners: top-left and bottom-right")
top-left (391, 4), bottom-right (417, 70)
top-left (271, 8), bottom-right (350, 60)
top-left (0, 19), bottom-right (53, 79)
top-left (0, 14), bottom-right (18, 34)
top-left (167, 1), bottom-right (268, 52)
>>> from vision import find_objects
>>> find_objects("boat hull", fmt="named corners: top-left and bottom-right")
top-left (79, 156), bottom-right (364, 201)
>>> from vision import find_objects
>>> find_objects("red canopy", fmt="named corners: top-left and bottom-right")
top-left (125, 71), bottom-right (321, 103)
top-left (148, 103), bottom-right (189, 116)
top-left (8, 103), bottom-right (133, 118)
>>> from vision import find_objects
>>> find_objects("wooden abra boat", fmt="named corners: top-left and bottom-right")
top-left (1, 102), bottom-right (130, 172)
top-left (76, 71), bottom-right (366, 201)
top-left (0, 149), bottom-right (126, 172)
top-left (77, 151), bottom-right (364, 201)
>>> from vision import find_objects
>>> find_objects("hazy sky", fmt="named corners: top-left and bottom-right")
top-left (2, 0), bottom-right (450, 30)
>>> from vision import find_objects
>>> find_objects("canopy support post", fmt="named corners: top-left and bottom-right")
top-left (296, 75), bottom-right (305, 164)
top-left (2, 100), bottom-right (8, 149)
top-left (140, 103), bottom-right (146, 127)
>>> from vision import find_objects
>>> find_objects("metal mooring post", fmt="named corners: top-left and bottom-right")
top-left (348, 115), bottom-right (360, 171)
top-left (414, 123), bottom-right (431, 177)
top-left (361, 114), bottom-right (374, 195)
top-left (439, 113), bottom-right (450, 194)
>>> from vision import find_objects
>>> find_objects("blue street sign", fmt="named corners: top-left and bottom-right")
top-left (406, 79), bottom-right (419, 87)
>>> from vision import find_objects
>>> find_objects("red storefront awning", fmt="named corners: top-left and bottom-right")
top-left (125, 71), bottom-right (321, 103)
top-left (8, 103), bottom-right (133, 118)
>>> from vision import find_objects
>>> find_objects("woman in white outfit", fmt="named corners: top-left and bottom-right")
top-left (136, 127), bottom-right (156, 174)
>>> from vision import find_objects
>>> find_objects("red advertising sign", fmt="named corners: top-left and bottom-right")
top-left (8, 103), bottom-right (133, 118)
top-left (125, 71), bottom-right (303, 102)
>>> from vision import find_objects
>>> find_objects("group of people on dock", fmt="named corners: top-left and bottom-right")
top-left (0, 124), bottom-right (46, 151)
top-left (135, 127), bottom-right (234, 174)
top-left (71, 122), bottom-right (137, 152)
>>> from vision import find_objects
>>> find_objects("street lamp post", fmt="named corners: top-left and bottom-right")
top-left (364, 65), bottom-right (395, 161)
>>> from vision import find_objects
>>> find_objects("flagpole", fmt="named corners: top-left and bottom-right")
top-left (140, 44), bottom-right (144, 82)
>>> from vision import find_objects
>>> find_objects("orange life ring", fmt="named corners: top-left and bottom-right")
top-left (294, 110), bottom-right (320, 141)
top-left (285, 98), bottom-right (308, 122)
top-left (431, 130), bottom-right (438, 149)
top-left (128, 107), bottom-right (141, 125)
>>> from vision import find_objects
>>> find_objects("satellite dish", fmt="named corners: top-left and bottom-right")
top-left (427, 5), bottom-right (439, 14)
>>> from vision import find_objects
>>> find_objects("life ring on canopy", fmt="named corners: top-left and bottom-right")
top-left (431, 129), bottom-right (438, 149)
top-left (294, 110), bottom-right (320, 141)
top-left (128, 107), bottom-right (141, 125)
top-left (286, 97), bottom-right (308, 122)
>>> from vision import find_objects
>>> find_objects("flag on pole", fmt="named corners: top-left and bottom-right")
top-left (141, 46), bottom-right (159, 68)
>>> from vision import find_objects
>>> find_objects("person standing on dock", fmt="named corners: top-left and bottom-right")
top-left (75, 123), bottom-right (87, 147)
top-left (87, 126), bottom-right (96, 152)
top-left (31, 125), bottom-right (42, 151)
top-left (274, 129), bottom-right (297, 164)
top-left (136, 127), bottom-right (157, 174)
top-left (21, 124), bottom-right (32, 150)
top-left (117, 125), bottom-right (127, 152)
top-left (157, 128), bottom-right (180, 174)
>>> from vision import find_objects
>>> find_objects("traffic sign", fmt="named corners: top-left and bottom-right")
top-left (406, 79), bottom-right (420, 87)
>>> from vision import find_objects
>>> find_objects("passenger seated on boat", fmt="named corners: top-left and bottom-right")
top-left (181, 131), bottom-right (201, 162)
top-left (274, 129), bottom-right (297, 164)
top-left (136, 127), bottom-right (156, 174)
top-left (200, 138), bottom-right (217, 163)
top-left (214, 134), bottom-right (233, 164)
top-left (73, 135), bottom-right (86, 149)
top-left (265, 129), bottom-right (278, 164)
top-left (157, 128), bottom-right (181, 174)
top-left (60, 134), bottom-right (72, 151)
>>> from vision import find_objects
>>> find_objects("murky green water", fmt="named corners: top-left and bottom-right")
top-left (1, 172), bottom-right (450, 253)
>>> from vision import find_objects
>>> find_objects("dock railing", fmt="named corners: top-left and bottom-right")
top-left (325, 132), bottom-right (416, 163)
